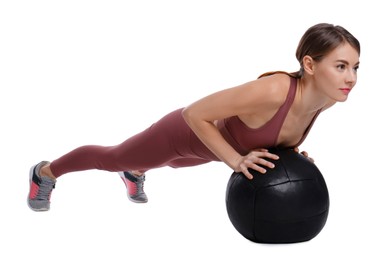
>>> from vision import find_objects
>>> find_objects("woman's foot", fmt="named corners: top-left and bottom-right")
top-left (118, 171), bottom-right (148, 203)
top-left (27, 161), bottom-right (56, 211)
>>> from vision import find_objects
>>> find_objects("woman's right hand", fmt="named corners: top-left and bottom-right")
top-left (234, 148), bottom-right (279, 180)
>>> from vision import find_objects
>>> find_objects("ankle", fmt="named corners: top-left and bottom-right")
top-left (40, 164), bottom-right (57, 180)
top-left (131, 170), bottom-right (144, 177)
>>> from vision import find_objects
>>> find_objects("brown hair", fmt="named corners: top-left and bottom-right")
top-left (259, 23), bottom-right (361, 79)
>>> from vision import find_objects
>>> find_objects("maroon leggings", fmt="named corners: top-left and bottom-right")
top-left (50, 108), bottom-right (220, 178)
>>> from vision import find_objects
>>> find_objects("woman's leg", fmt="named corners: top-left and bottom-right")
top-left (28, 111), bottom-right (181, 211)
top-left (47, 111), bottom-right (183, 178)
top-left (28, 108), bottom-right (216, 210)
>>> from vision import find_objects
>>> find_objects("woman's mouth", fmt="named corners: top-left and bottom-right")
top-left (339, 88), bottom-right (351, 95)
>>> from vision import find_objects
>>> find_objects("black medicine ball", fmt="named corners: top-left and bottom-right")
top-left (225, 148), bottom-right (329, 243)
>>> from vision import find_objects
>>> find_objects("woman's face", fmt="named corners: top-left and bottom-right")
top-left (314, 42), bottom-right (360, 102)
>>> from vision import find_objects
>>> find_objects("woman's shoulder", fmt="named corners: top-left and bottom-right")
top-left (252, 72), bottom-right (293, 104)
top-left (257, 72), bottom-right (293, 87)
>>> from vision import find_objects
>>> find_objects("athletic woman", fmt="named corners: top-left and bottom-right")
top-left (28, 23), bottom-right (360, 211)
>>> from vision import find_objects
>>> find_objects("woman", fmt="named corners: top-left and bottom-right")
top-left (28, 23), bottom-right (360, 211)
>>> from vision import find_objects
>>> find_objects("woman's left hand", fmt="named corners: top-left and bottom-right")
top-left (293, 147), bottom-right (314, 163)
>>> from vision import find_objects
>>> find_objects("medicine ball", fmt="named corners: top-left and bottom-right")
top-left (225, 148), bottom-right (329, 243)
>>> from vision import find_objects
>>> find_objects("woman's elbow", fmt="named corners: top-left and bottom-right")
top-left (182, 105), bottom-right (205, 127)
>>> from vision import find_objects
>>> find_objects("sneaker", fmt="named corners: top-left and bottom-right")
top-left (28, 161), bottom-right (56, 211)
top-left (118, 171), bottom-right (148, 203)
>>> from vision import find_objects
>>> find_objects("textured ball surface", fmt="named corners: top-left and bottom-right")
top-left (226, 148), bottom-right (329, 243)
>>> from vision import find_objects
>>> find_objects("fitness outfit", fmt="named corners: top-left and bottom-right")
top-left (50, 77), bottom-right (320, 178)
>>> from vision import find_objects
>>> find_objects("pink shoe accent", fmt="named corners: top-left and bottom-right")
top-left (29, 182), bottom-right (39, 199)
top-left (120, 176), bottom-right (138, 196)
top-left (127, 181), bottom-right (138, 196)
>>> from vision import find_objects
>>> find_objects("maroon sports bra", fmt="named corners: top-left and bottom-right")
top-left (217, 77), bottom-right (321, 155)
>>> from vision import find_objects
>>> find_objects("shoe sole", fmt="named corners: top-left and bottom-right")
top-left (118, 172), bottom-right (148, 204)
top-left (27, 164), bottom-right (49, 212)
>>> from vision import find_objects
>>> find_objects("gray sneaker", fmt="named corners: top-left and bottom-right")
top-left (28, 161), bottom-right (56, 211)
top-left (118, 171), bottom-right (148, 203)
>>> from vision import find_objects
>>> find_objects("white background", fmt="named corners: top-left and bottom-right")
top-left (1, 0), bottom-right (386, 259)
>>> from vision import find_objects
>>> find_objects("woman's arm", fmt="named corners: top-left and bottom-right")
top-left (182, 74), bottom-right (289, 178)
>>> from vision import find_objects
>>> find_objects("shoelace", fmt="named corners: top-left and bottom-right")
top-left (136, 175), bottom-right (145, 194)
top-left (36, 177), bottom-right (55, 200)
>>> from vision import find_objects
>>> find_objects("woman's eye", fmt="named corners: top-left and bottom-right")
top-left (337, 64), bottom-right (346, 70)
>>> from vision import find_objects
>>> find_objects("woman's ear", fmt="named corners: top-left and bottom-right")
top-left (302, 55), bottom-right (315, 75)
